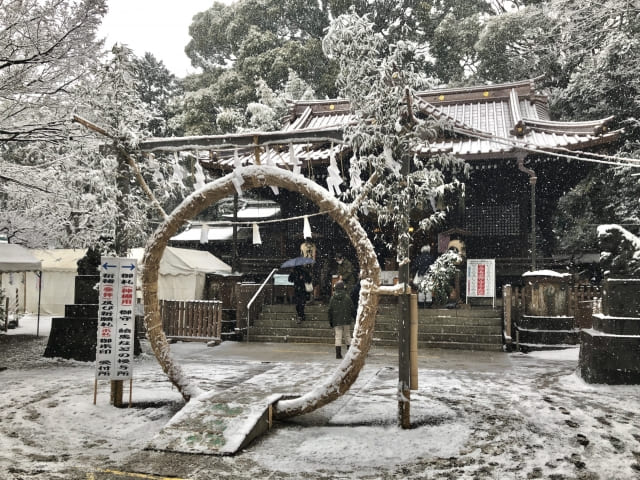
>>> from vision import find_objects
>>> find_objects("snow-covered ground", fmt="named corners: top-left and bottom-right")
top-left (1, 314), bottom-right (640, 479)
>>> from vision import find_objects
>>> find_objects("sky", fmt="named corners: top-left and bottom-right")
top-left (98, 0), bottom-right (237, 77)
top-left (3, 314), bottom-right (640, 479)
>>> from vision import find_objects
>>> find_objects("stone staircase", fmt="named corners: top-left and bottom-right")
top-left (246, 302), bottom-right (504, 351)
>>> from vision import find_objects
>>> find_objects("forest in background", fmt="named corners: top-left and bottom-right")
top-left (1, 0), bottom-right (639, 257)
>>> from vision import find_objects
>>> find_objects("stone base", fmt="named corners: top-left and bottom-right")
top-left (592, 313), bottom-right (640, 335)
top-left (579, 329), bottom-right (640, 384)
top-left (602, 278), bottom-right (640, 317)
top-left (44, 311), bottom-right (142, 362)
top-left (44, 316), bottom-right (98, 362)
top-left (515, 315), bottom-right (579, 350)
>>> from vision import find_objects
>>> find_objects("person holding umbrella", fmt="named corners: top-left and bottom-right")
top-left (288, 265), bottom-right (312, 324)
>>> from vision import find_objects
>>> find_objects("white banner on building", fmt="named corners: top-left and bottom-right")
top-left (96, 257), bottom-right (137, 380)
top-left (466, 259), bottom-right (496, 299)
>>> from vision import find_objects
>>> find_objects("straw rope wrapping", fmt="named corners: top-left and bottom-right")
top-left (142, 165), bottom-right (381, 418)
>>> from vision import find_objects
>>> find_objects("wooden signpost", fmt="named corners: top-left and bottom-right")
top-left (94, 257), bottom-right (137, 407)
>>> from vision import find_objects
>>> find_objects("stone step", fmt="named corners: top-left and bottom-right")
top-left (245, 334), bottom-right (503, 351)
top-left (263, 303), bottom-right (502, 318)
top-left (258, 311), bottom-right (502, 327)
top-left (517, 315), bottom-right (575, 330)
top-left (253, 316), bottom-right (502, 333)
top-left (514, 327), bottom-right (580, 345)
top-left (248, 325), bottom-right (502, 342)
top-left (415, 341), bottom-right (503, 351)
top-left (252, 304), bottom-right (504, 351)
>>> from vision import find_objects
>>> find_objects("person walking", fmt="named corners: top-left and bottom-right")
top-left (413, 245), bottom-right (435, 306)
top-left (289, 265), bottom-right (312, 324)
top-left (300, 237), bottom-right (319, 301)
top-left (327, 281), bottom-right (355, 359)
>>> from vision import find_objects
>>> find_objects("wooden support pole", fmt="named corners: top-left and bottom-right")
top-left (398, 292), bottom-right (411, 428)
top-left (111, 380), bottom-right (124, 407)
top-left (410, 293), bottom-right (419, 391)
top-left (93, 378), bottom-right (98, 405)
top-left (504, 284), bottom-right (512, 347)
top-left (253, 136), bottom-right (261, 165)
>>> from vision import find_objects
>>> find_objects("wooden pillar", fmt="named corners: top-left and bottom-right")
top-left (504, 284), bottom-right (512, 346)
top-left (398, 134), bottom-right (412, 429)
top-left (410, 293), bottom-right (419, 390)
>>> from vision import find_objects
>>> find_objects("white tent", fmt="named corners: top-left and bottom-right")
top-left (25, 249), bottom-right (87, 315)
top-left (0, 244), bottom-right (42, 272)
top-left (129, 246), bottom-right (232, 301)
top-left (0, 244), bottom-right (43, 331)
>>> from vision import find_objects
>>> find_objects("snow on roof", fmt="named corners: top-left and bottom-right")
top-left (0, 243), bottom-right (42, 272)
top-left (30, 248), bottom-right (87, 272)
top-left (129, 246), bottom-right (231, 275)
top-left (522, 269), bottom-right (571, 278)
top-left (221, 206), bottom-right (280, 220)
top-left (171, 225), bottom-right (252, 242)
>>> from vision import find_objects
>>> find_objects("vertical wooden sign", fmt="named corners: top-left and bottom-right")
top-left (96, 257), bottom-right (137, 381)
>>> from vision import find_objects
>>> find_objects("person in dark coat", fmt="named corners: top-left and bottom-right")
top-left (327, 281), bottom-right (355, 359)
top-left (334, 252), bottom-right (356, 293)
top-left (289, 265), bottom-right (312, 324)
top-left (413, 245), bottom-right (435, 278)
top-left (412, 245), bottom-right (435, 306)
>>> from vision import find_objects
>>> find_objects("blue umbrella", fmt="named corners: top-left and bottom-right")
top-left (280, 256), bottom-right (314, 268)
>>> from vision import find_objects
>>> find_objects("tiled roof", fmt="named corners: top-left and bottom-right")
top-left (155, 78), bottom-right (620, 171)
top-left (275, 78), bottom-right (620, 163)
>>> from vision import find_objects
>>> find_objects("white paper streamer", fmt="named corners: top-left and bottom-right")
top-left (232, 149), bottom-right (244, 196)
top-left (326, 143), bottom-right (343, 196)
top-left (289, 143), bottom-right (302, 175)
top-left (303, 216), bottom-right (312, 239)
top-left (252, 222), bottom-right (262, 245)
top-left (199, 223), bottom-right (209, 244)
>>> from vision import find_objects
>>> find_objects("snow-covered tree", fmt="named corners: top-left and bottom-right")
top-left (133, 53), bottom-right (184, 137)
top-left (0, 46), bottom-right (191, 251)
top-left (475, 0), bottom-right (640, 256)
top-left (323, 11), bottom-right (467, 264)
top-left (0, 0), bottom-right (106, 142)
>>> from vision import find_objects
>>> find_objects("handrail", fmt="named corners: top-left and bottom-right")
top-left (245, 268), bottom-right (278, 342)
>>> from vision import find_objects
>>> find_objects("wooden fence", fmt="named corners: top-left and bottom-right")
top-left (160, 299), bottom-right (223, 343)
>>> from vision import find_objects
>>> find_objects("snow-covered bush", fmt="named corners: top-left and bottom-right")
top-left (419, 250), bottom-right (462, 305)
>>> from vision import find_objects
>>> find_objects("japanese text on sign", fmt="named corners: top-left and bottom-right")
top-left (466, 259), bottom-right (495, 298)
top-left (96, 257), bottom-right (137, 380)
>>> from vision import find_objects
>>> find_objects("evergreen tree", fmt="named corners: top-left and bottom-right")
top-left (323, 10), bottom-right (467, 262)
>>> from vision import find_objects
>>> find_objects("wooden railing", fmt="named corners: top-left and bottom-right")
top-left (160, 299), bottom-right (223, 343)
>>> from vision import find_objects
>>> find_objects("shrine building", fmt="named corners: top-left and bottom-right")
top-left (140, 78), bottom-right (621, 294)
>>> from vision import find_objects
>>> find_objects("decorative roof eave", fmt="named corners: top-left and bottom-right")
top-left (416, 129), bottom-right (623, 162)
top-left (523, 116), bottom-right (616, 136)
top-left (416, 78), bottom-right (538, 105)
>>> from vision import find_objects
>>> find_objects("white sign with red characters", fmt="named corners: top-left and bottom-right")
top-left (466, 259), bottom-right (495, 299)
top-left (96, 257), bottom-right (137, 380)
